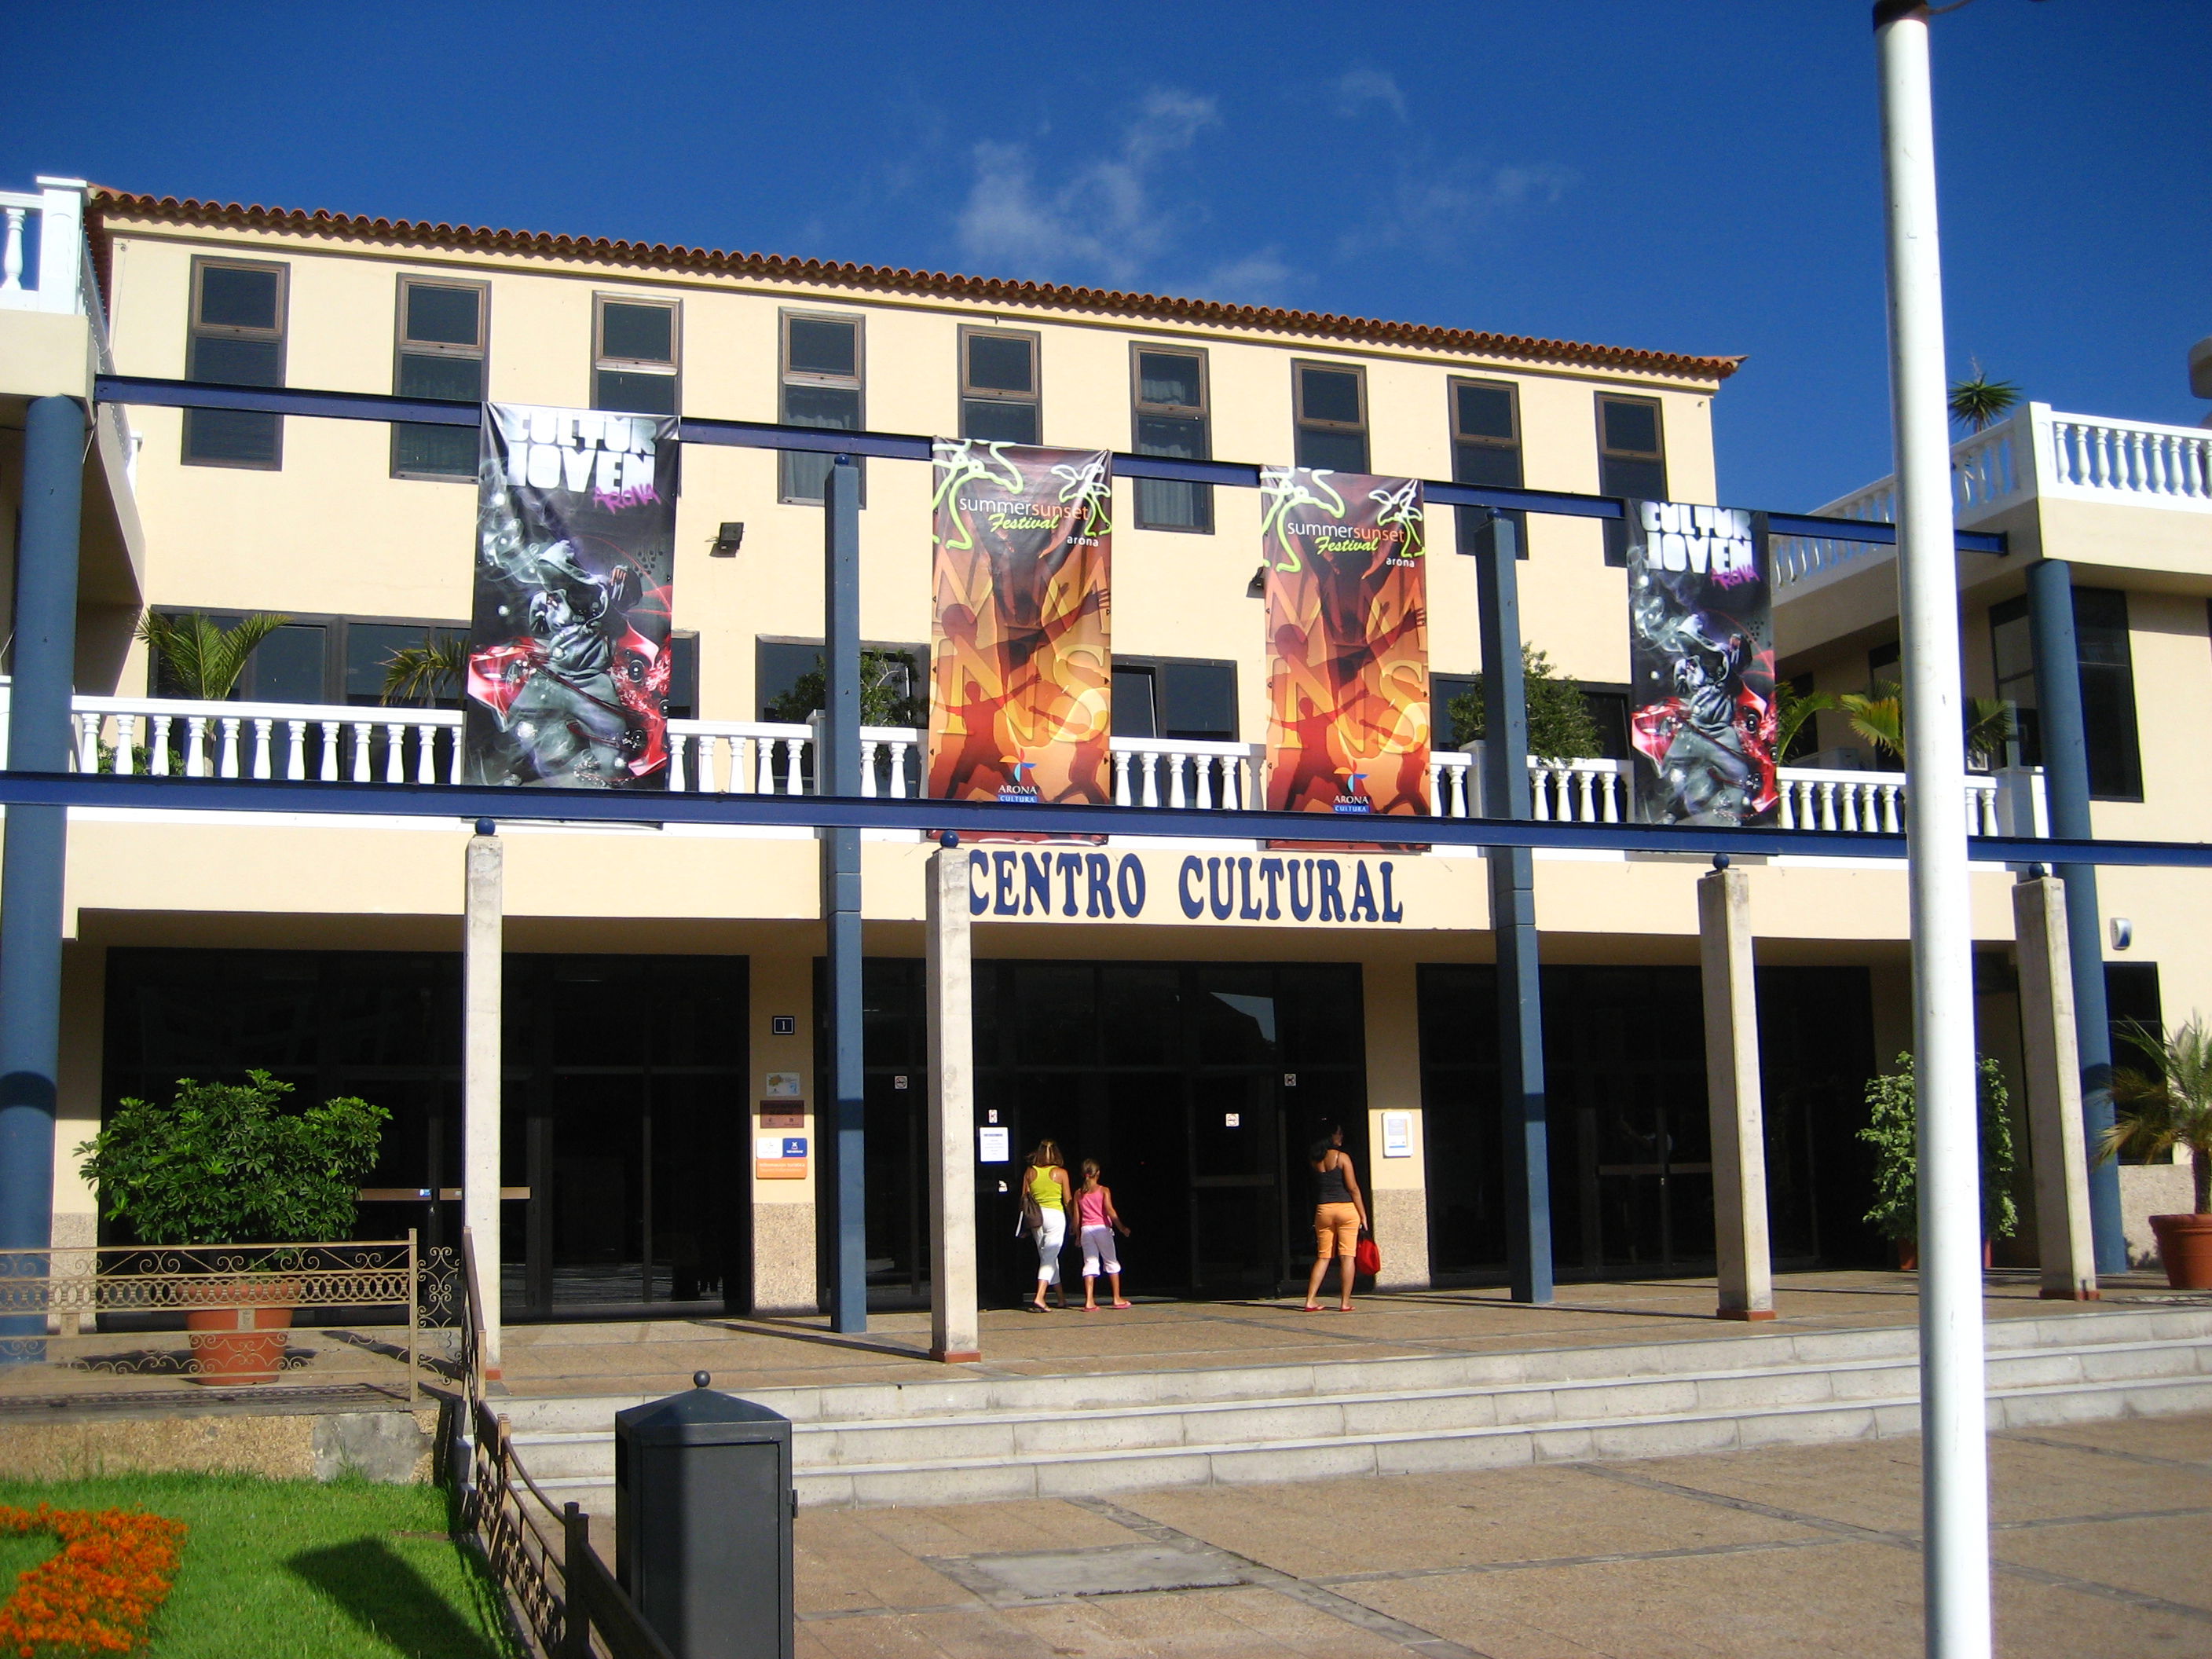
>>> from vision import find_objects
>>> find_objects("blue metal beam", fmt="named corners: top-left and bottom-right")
top-left (9, 771), bottom-right (2208, 868)
top-left (90, 376), bottom-right (2003, 554)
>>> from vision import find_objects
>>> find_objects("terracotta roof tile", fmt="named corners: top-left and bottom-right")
top-left (86, 189), bottom-right (1744, 384)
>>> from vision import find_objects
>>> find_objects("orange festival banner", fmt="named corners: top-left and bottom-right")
top-left (1261, 467), bottom-right (1430, 815)
top-left (927, 439), bottom-right (1114, 804)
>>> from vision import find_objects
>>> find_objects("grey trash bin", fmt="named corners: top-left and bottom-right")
top-left (615, 1372), bottom-right (794, 1659)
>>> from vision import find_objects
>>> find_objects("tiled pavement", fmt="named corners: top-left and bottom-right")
top-left (782, 1412), bottom-right (2212, 1657)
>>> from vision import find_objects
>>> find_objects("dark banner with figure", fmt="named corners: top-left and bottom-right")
top-left (1624, 500), bottom-right (1777, 826)
top-left (926, 439), bottom-right (1113, 804)
top-left (467, 404), bottom-right (679, 789)
top-left (1261, 467), bottom-right (1430, 815)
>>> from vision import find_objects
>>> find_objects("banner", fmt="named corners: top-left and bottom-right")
top-left (926, 439), bottom-right (1112, 804)
top-left (1624, 499), bottom-right (1777, 826)
top-left (1260, 467), bottom-right (1430, 815)
top-left (466, 404), bottom-right (678, 789)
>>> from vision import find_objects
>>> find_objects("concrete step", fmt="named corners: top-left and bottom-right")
top-left (493, 1306), bottom-right (2212, 1504)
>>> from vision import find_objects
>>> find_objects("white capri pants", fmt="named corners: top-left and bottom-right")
top-left (1034, 1208), bottom-right (1067, 1285)
top-left (1080, 1225), bottom-right (1121, 1278)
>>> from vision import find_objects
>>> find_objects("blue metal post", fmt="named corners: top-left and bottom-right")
top-left (2025, 557), bottom-right (2125, 1273)
top-left (1473, 513), bottom-right (1554, 1303)
top-left (0, 396), bottom-right (86, 1353)
top-left (821, 458), bottom-right (867, 1331)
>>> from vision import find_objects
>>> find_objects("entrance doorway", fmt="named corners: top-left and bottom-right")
top-left (837, 958), bottom-right (1365, 1306)
top-left (1418, 961), bottom-right (1878, 1280)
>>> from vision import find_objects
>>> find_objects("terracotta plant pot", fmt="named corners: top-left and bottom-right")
top-left (2148, 1214), bottom-right (2212, 1290)
top-left (185, 1284), bottom-right (298, 1383)
top-left (1892, 1240), bottom-right (1992, 1272)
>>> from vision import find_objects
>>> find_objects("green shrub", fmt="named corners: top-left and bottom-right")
top-left (1858, 1052), bottom-right (2019, 1243)
top-left (77, 1072), bottom-right (387, 1246)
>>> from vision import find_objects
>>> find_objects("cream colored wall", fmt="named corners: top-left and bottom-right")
top-left (1361, 958), bottom-right (1430, 1291)
top-left (100, 215), bottom-right (1722, 727)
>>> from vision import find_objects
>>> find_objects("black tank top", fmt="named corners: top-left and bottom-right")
top-left (1313, 1155), bottom-right (1351, 1206)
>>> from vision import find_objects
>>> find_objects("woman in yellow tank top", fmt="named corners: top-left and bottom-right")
top-left (1023, 1141), bottom-right (1073, 1311)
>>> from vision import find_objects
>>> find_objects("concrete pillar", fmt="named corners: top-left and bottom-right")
top-left (464, 822), bottom-right (504, 1377)
top-left (2013, 874), bottom-right (2099, 1299)
top-left (926, 845), bottom-right (980, 1362)
top-left (0, 395), bottom-right (86, 1354)
top-left (1361, 959), bottom-right (1431, 1290)
top-left (1698, 863), bottom-right (1774, 1320)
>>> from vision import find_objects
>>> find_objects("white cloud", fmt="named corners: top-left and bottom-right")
top-left (954, 89), bottom-right (1221, 286)
top-left (1342, 158), bottom-right (1577, 259)
top-left (1333, 67), bottom-right (1408, 123)
top-left (1199, 250), bottom-right (1299, 308)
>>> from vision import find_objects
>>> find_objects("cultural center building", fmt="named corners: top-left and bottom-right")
top-left (1, 175), bottom-right (2205, 1323)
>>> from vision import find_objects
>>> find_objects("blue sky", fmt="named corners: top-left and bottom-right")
top-left (5, 1), bottom-right (2204, 511)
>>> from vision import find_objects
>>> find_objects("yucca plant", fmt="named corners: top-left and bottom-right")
top-left (136, 611), bottom-right (290, 701)
top-left (2101, 1018), bottom-right (2212, 1215)
top-left (1948, 359), bottom-right (2020, 433)
top-left (381, 632), bottom-right (470, 706)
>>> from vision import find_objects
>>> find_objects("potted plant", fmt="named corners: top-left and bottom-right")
top-left (1859, 1053), bottom-right (2020, 1269)
top-left (77, 1072), bottom-right (386, 1383)
top-left (2100, 1017), bottom-right (2212, 1288)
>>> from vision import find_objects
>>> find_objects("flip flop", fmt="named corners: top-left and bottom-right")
top-left (1112, 1301), bottom-right (1132, 1309)
top-left (1301, 1304), bottom-right (1322, 1313)
top-left (1082, 1306), bottom-right (1101, 1313)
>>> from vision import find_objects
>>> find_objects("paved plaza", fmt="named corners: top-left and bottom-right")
top-left (786, 1412), bottom-right (2212, 1658)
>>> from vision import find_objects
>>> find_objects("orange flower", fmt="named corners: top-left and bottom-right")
top-left (0, 1507), bottom-right (185, 1657)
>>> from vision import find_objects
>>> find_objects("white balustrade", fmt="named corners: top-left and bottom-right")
top-left (71, 695), bottom-right (463, 788)
top-left (0, 181), bottom-right (89, 316)
top-left (1108, 736), bottom-right (1254, 811)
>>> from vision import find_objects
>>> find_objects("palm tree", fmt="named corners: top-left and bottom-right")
top-left (2102, 1017), bottom-right (2212, 1214)
top-left (1948, 359), bottom-right (2020, 433)
top-left (1773, 680), bottom-right (1837, 762)
top-left (136, 611), bottom-right (290, 701)
top-left (1837, 679), bottom-right (2015, 771)
top-left (381, 632), bottom-right (470, 706)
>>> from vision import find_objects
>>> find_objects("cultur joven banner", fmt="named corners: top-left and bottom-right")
top-left (926, 439), bottom-right (1113, 804)
top-left (1624, 499), bottom-right (1778, 826)
top-left (1261, 467), bottom-right (1430, 815)
top-left (467, 404), bottom-right (678, 789)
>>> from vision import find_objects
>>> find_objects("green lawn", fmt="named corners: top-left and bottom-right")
top-left (0, 1474), bottom-right (516, 1658)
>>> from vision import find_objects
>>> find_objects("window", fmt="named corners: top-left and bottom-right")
top-left (145, 611), bottom-right (466, 708)
top-left (1130, 346), bottom-right (1212, 532)
top-left (779, 311), bottom-right (863, 503)
top-left (2107, 962), bottom-right (2164, 1145)
top-left (755, 638), bottom-right (924, 723)
top-left (1868, 639), bottom-right (1900, 684)
top-left (2075, 588), bottom-right (2143, 802)
top-left (184, 258), bottom-right (287, 467)
top-left (1293, 362), bottom-right (1368, 472)
top-left (1112, 657), bottom-right (1238, 741)
top-left (1430, 672), bottom-right (1628, 756)
top-left (666, 634), bottom-right (700, 721)
top-left (1988, 589), bottom-right (2142, 800)
top-left (391, 278), bottom-right (486, 479)
top-left (593, 296), bottom-right (679, 415)
top-left (959, 328), bottom-right (1039, 445)
top-left (1450, 378), bottom-right (1526, 558)
top-left (1597, 394), bottom-right (1666, 566)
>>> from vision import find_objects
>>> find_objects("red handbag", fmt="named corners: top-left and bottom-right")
top-left (1354, 1236), bottom-right (1382, 1277)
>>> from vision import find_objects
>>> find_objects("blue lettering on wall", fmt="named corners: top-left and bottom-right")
top-left (1287, 859), bottom-right (1315, 921)
top-left (969, 848), bottom-right (990, 915)
top-left (1350, 862), bottom-right (1380, 923)
top-left (1317, 860), bottom-right (1346, 922)
top-left (1259, 857), bottom-right (1285, 919)
top-left (1022, 851), bottom-right (1052, 916)
top-left (1380, 860), bottom-right (1404, 923)
top-left (1115, 853), bottom-right (1146, 916)
top-left (994, 851), bottom-right (1019, 915)
top-left (1055, 851), bottom-right (1084, 916)
top-left (1086, 851), bottom-right (1115, 917)
top-left (1237, 857), bottom-right (1262, 920)
top-left (1178, 855), bottom-right (1205, 919)
top-left (1207, 856), bottom-right (1234, 921)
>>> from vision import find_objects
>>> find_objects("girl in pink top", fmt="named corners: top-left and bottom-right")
top-left (1075, 1159), bottom-right (1131, 1309)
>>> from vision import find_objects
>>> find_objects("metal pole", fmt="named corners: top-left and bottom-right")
top-left (822, 457), bottom-right (866, 1332)
top-left (464, 821), bottom-right (504, 1378)
top-left (2023, 557), bottom-right (2124, 1270)
top-left (1472, 512), bottom-right (1552, 1305)
top-left (0, 394), bottom-right (86, 1356)
top-left (1874, 5), bottom-right (1991, 1654)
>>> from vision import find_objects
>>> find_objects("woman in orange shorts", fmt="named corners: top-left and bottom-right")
top-left (1302, 1122), bottom-right (1368, 1312)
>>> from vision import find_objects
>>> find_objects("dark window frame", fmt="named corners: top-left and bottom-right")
top-left (183, 255), bottom-right (288, 471)
top-left (1130, 342), bottom-right (1214, 533)
top-left (777, 308), bottom-right (866, 505)
top-left (1112, 654), bottom-right (1240, 742)
top-left (1987, 588), bottom-right (2142, 800)
top-left (1596, 393), bottom-right (1668, 565)
top-left (1292, 360), bottom-right (1369, 473)
top-left (958, 326), bottom-right (1042, 445)
top-left (592, 293), bottom-right (682, 416)
top-left (390, 275), bottom-right (489, 482)
top-left (142, 606), bottom-right (469, 709)
top-left (1450, 377), bottom-right (1527, 559)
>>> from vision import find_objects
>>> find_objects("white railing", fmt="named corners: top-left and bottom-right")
top-left (1775, 402), bottom-right (2212, 591)
top-left (0, 180), bottom-right (88, 315)
top-left (60, 694), bottom-right (2044, 842)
